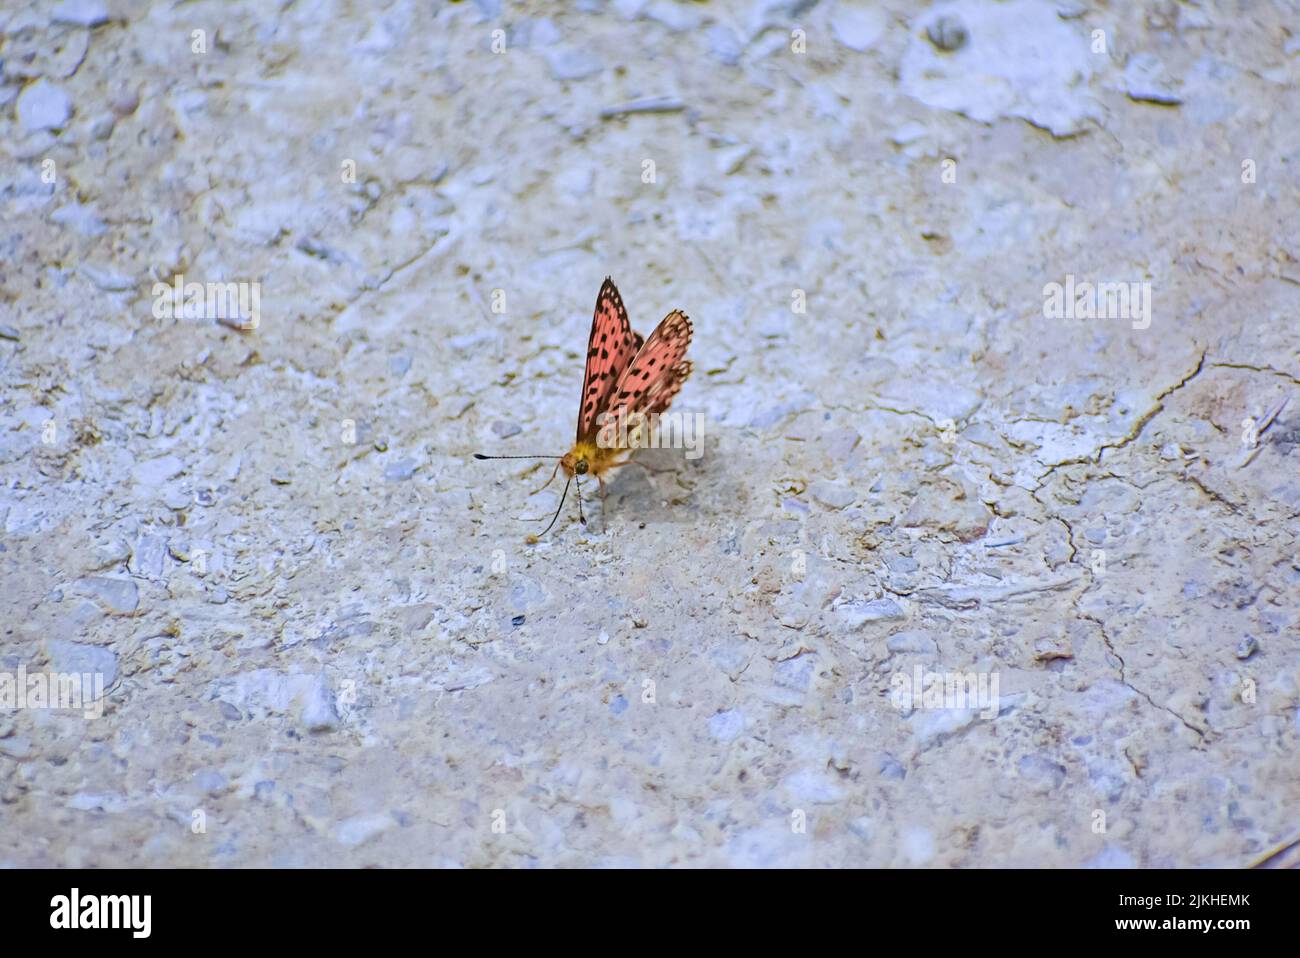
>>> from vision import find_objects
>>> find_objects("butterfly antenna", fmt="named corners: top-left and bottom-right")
top-left (576, 477), bottom-right (586, 526)
top-left (538, 476), bottom-right (573, 537)
top-left (473, 453), bottom-right (561, 460)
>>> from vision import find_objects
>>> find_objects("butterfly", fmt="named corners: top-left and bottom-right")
top-left (476, 277), bottom-right (693, 534)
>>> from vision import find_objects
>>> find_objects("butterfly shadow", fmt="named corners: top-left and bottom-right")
top-left (597, 441), bottom-right (742, 532)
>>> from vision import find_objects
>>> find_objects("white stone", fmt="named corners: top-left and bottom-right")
top-left (708, 709), bottom-right (745, 741)
top-left (133, 455), bottom-right (185, 485)
top-left (45, 639), bottom-right (119, 686)
top-left (830, 4), bottom-right (885, 52)
top-left (336, 813), bottom-right (392, 846)
top-left (837, 598), bottom-right (906, 628)
top-left (52, 0), bottom-right (109, 26)
top-left (899, 0), bottom-right (1102, 136)
top-left (546, 48), bottom-right (603, 81)
top-left (16, 80), bottom-right (71, 133)
top-left (809, 480), bottom-right (856, 509)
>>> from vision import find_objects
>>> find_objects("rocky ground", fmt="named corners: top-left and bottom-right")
top-left (1, 0), bottom-right (1297, 867)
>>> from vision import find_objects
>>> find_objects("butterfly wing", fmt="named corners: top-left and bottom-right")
top-left (601, 309), bottom-right (693, 431)
top-left (577, 278), bottom-right (642, 441)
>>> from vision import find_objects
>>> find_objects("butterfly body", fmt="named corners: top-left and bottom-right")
top-left (477, 277), bottom-right (693, 534)
top-left (560, 440), bottom-right (621, 481)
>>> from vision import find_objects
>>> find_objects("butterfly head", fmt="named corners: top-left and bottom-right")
top-left (561, 441), bottom-right (600, 478)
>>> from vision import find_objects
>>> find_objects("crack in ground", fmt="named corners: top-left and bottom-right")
top-left (1030, 455), bottom-right (1214, 744)
top-left (316, 232), bottom-right (456, 326)
top-left (1031, 348), bottom-right (1208, 489)
top-left (1210, 361), bottom-right (1300, 387)
top-left (1074, 602), bottom-right (1208, 743)
top-left (1181, 473), bottom-right (1245, 514)
top-left (823, 400), bottom-right (965, 430)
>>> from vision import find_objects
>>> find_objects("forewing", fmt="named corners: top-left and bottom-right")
top-left (577, 278), bottom-right (640, 440)
top-left (603, 309), bottom-right (693, 425)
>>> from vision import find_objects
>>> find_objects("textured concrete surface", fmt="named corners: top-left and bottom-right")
top-left (1, 0), bottom-right (1298, 867)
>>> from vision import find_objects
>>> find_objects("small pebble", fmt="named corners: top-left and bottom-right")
top-left (133, 455), bottom-right (184, 486)
top-left (705, 24), bottom-right (742, 66)
top-left (194, 769), bottom-right (228, 795)
top-left (91, 539), bottom-right (129, 569)
top-left (301, 677), bottom-right (340, 732)
top-left (335, 813), bottom-right (391, 847)
top-left (163, 488), bottom-right (190, 510)
top-left (1124, 53), bottom-right (1182, 106)
top-left (127, 534), bottom-right (166, 578)
top-left (809, 480), bottom-right (856, 510)
top-left (830, 6), bottom-right (884, 52)
top-left (90, 113), bottom-right (116, 140)
top-left (1234, 636), bottom-right (1258, 660)
top-left (708, 709), bottom-right (744, 742)
top-left (640, 0), bottom-right (702, 32)
top-left (52, 0), bottom-right (110, 27)
top-left (886, 630), bottom-right (937, 654)
top-left (111, 87), bottom-right (139, 117)
top-left (384, 458), bottom-right (416, 481)
top-left (879, 755), bottom-right (908, 780)
top-left (16, 80), bottom-right (72, 133)
top-left (76, 576), bottom-right (139, 614)
top-left (890, 122), bottom-right (929, 146)
top-left (50, 202), bottom-right (107, 237)
top-left (45, 638), bottom-right (119, 687)
top-left (511, 614), bottom-right (526, 628)
top-left (838, 598), bottom-right (905, 628)
top-left (80, 264), bottom-right (134, 292)
top-left (546, 48), bottom-right (603, 81)
top-left (927, 15), bottom-right (968, 52)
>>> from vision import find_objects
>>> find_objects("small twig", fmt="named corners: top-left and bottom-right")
top-left (599, 96), bottom-right (686, 119)
top-left (1249, 833), bottom-right (1300, 868)
top-left (1235, 394), bottom-right (1291, 469)
top-left (1257, 394), bottom-right (1291, 436)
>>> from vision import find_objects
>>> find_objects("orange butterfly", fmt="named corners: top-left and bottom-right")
top-left (476, 277), bottom-right (693, 534)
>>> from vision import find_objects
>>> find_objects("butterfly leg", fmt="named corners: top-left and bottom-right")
top-left (530, 460), bottom-right (561, 496)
